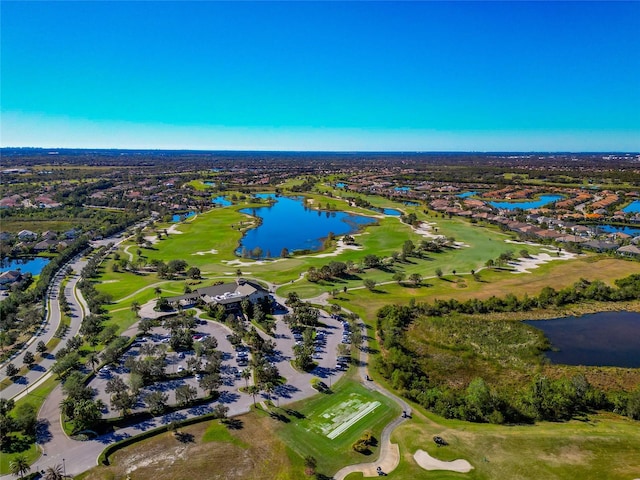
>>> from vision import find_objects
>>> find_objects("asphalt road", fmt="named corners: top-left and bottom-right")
top-left (0, 255), bottom-right (89, 401)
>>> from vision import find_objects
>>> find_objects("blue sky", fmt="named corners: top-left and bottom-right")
top-left (2, 1), bottom-right (639, 151)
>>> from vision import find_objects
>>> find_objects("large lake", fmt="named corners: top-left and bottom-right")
top-left (489, 194), bottom-right (564, 211)
top-left (238, 196), bottom-right (376, 257)
top-left (0, 257), bottom-right (50, 275)
top-left (525, 311), bottom-right (640, 368)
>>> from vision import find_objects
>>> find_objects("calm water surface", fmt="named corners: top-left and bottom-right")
top-left (598, 225), bottom-right (640, 236)
top-left (238, 196), bottom-right (376, 257)
top-left (458, 191), bottom-right (478, 198)
top-left (212, 196), bottom-right (232, 206)
top-left (525, 311), bottom-right (640, 367)
top-left (172, 211), bottom-right (196, 222)
top-left (0, 257), bottom-right (50, 275)
top-left (489, 194), bottom-right (563, 211)
top-left (623, 201), bottom-right (640, 213)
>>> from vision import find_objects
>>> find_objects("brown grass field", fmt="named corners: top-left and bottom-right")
top-left (78, 414), bottom-right (305, 480)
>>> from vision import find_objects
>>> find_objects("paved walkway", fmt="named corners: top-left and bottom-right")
top-left (333, 314), bottom-right (412, 480)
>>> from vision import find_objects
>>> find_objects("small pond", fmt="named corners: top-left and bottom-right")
top-left (0, 257), bottom-right (50, 275)
top-left (489, 194), bottom-right (564, 211)
top-left (369, 207), bottom-right (402, 216)
top-left (457, 191), bottom-right (478, 198)
top-left (380, 208), bottom-right (401, 216)
top-left (622, 201), bottom-right (640, 213)
top-left (238, 196), bottom-right (376, 257)
top-left (172, 211), bottom-right (196, 222)
top-left (598, 224), bottom-right (640, 236)
top-left (336, 182), bottom-right (347, 189)
top-left (404, 201), bottom-right (420, 206)
top-left (211, 196), bottom-right (232, 207)
top-left (204, 181), bottom-right (216, 187)
top-left (525, 311), bottom-right (640, 368)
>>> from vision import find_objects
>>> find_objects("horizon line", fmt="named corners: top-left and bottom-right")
top-left (2, 146), bottom-right (639, 155)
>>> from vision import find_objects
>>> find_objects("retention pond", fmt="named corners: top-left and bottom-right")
top-left (525, 311), bottom-right (640, 368)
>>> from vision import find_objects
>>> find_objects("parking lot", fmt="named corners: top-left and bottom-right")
top-left (87, 305), bottom-right (350, 418)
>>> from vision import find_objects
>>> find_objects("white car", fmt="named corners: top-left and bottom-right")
top-left (177, 366), bottom-right (185, 373)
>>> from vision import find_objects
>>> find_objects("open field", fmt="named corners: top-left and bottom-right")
top-left (379, 408), bottom-right (640, 480)
top-left (336, 255), bottom-right (640, 321)
top-left (0, 219), bottom-right (87, 233)
top-left (275, 379), bottom-right (401, 476)
top-left (76, 413), bottom-right (305, 480)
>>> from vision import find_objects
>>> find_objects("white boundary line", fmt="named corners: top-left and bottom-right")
top-left (327, 401), bottom-right (380, 439)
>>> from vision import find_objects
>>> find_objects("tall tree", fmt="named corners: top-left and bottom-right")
top-left (9, 454), bottom-right (31, 479)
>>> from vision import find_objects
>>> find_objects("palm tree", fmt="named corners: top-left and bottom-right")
top-left (9, 454), bottom-right (30, 479)
top-left (130, 301), bottom-right (141, 317)
top-left (86, 352), bottom-right (99, 373)
top-left (241, 368), bottom-right (251, 388)
top-left (247, 385), bottom-right (260, 407)
top-left (154, 286), bottom-right (162, 297)
top-left (43, 464), bottom-right (66, 480)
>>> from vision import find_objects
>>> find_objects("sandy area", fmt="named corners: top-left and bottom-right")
top-left (302, 239), bottom-right (363, 258)
top-left (413, 222), bottom-right (445, 240)
top-left (166, 224), bottom-right (185, 235)
top-left (143, 235), bottom-right (160, 245)
top-left (508, 249), bottom-right (577, 274)
top-left (413, 450), bottom-right (473, 473)
top-left (222, 258), bottom-right (285, 267)
top-left (413, 222), bottom-right (470, 248)
top-left (192, 248), bottom-right (218, 255)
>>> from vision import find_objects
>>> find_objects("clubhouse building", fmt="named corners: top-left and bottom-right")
top-left (163, 278), bottom-right (269, 310)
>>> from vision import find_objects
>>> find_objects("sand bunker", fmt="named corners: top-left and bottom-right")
top-left (303, 239), bottom-right (363, 258)
top-left (413, 450), bottom-right (473, 473)
top-left (166, 224), bottom-right (185, 235)
top-left (414, 222), bottom-right (447, 240)
top-left (222, 258), bottom-right (284, 267)
top-left (509, 250), bottom-right (576, 274)
top-left (192, 249), bottom-right (219, 255)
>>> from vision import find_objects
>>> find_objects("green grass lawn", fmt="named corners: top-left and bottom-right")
top-left (274, 378), bottom-right (401, 477)
top-left (383, 408), bottom-right (640, 480)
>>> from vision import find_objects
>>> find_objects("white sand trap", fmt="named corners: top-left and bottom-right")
top-left (303, 239), bottom-right (363, 259)
top-left (101, 280), bottom-right (120, 284)
top-left (414, 222), bottom-right (446, 240)
top-left (222, 258), bottom-right (284, 267)
top-left (166, 224), bottom-right (184, 235)
top-left (192, 249), bottom-right (218, 255)
top-left (413, 450), bottom-right (473, 473)
top-left (509, 250), bottom-right (576, 274)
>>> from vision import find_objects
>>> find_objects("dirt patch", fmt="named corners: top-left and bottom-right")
top-left (81, 415), bottom-right (296, 480)
top-left (537, 444), bottom-right (593, 465)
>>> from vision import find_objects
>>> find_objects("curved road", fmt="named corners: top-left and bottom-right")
top-left (0, 255), bottom-right (89, 402)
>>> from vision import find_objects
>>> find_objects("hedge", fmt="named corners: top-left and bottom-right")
top-left (98, 409), bottom-right (224, 465)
